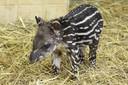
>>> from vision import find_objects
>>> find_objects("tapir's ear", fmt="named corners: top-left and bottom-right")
top-left (35, 16), bottom-right (44, 25)
top-left (51, 20), bottom-right (61, 31)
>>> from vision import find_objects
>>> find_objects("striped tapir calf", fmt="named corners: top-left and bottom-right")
top-left (29, 4), bottom-right (103, 78)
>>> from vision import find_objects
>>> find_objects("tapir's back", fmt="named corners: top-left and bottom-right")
top-left (61, 4), bottom-right (103, 46)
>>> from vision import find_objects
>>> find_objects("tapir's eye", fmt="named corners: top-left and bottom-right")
top-left (41, 44), bottom-right (51, 50)
top-left (43, 43), bottom-right (51, 49)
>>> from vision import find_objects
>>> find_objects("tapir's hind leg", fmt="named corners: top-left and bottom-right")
top-left (89, 40), bottom-right (99, 67)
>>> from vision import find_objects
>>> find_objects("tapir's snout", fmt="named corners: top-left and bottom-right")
top-left (29, 52), bottom-right (39, 64)
top-left (29, 49), bottom-right (44, 64)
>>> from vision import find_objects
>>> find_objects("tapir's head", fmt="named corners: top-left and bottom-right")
top-left (29, 16), bottom-right (61, 64)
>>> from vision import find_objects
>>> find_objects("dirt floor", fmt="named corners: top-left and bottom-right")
top-left (0, 0), bottom-right (128, 85)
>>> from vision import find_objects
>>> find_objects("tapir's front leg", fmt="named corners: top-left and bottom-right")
top-left (52, 49), bottom-right (62, 75)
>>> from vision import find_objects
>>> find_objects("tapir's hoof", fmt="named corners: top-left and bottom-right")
top-left (52, 65), bottom-right (60, 75)
top-left (70, 75), bottom-right (78, 80)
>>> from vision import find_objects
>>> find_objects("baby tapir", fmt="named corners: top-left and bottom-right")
top-left (29, 4), bottom-right (103, 78)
